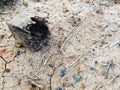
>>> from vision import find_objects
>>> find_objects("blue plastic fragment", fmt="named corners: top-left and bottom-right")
top-left (90, 67), bottom-right (95, 71)
top-left (73, 75), bottom-right (82, 82)
top-left (15, 50), bottom-right (20, 56)
top-left (60, 70), bottom-right (65, 77)
top-left (60, 66), bottom-right (66, 77)
top-left (56, 87), bottom-right (63, 90)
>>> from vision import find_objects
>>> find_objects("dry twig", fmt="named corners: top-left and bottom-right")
top-left (68, 55), bottom-right (82, 68)
top-left (104, 60), bottom-right (114, 79)
top-left (43, 53), bottom-right (53, 65)
top-left (60, 22), bottom-right (80, 52)
top-left (108, 70), bottom-right (120, 85)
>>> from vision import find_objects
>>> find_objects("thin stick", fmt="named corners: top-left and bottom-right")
top-left (28, 79), bottom-right (44, 88)
top-left (60, 35), bottom-right (71, 51)
top-left (68, 55), bottom-right (82, 68)
top-left (28, 51), bottom-right (35, 68)
top-left (61, 50), bottom-right (67, 57)
top-left (40, 54), bottom-right (45, 64)
top-left (109, 40), bottom-right (120, 47)
top-left (103, 40), bottom-right (120, 48)
top-left (60, 22), bottom-right (80, 52)
top-left (96, 85), bottom-right (103, 90)
top-left (43, 53), bottom-right (53, 65)
top-left (104, 60), bottom-right (113, 79)
top-left (108, 70), bottom-right (120, 85)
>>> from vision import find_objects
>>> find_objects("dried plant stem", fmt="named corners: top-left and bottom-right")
top-left (108, 70), bottom-right (120, 85)
top-left (104, 60), bottom-right (113, 79)
top-left (43, 53), bottom-right (53, 65)
top-left (60, 22), bottom-right (80, 52)
top-left (69, 55), bottom-right (82, 68)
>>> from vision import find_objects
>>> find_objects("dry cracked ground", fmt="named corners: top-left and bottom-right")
top-left (0, 0), bottom-right (120, 90)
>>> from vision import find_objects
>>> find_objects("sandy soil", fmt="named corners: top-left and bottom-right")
top-left (0, 0), bottom-right (120, 90)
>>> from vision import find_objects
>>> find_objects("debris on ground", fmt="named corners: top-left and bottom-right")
top-left (0, 0), bottom-right (120, 90)
top-left (7, 16), bottom-right (51, 51)
top-left (73, 75), bottom-right (82, 82)
top-left (15, 50), bottom-right (20, 56)
top-left (60, 66), bottom-right (66, 77)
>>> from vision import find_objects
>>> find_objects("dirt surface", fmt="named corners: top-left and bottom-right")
top-left (0, 0), bottom-right (120, 90)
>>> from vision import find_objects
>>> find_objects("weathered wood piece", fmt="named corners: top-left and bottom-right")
top-left (7, 16), bottom-right (51, 51)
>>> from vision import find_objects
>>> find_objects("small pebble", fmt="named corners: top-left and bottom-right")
top-left (73, 75), bottom-right (82, 82)
top-left (56, 87), bottom-right (63, 90)
top-left (90, 67), bottom-right (95, 71)
top-left (92, 48), bottom-right (95, 51)
top-left (92, 40), bottom-right (98, 44)
top-left (48, 64), bottom-right (54, 68)
top-left (108, 34), bottom-right (112, 37)
top-left (15, 50), bottom-right (20, 56)
top-left (94, 61), bottom-right (98, 64)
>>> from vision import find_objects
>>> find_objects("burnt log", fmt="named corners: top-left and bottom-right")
top-left (7, 16), bottom-right (51, 51)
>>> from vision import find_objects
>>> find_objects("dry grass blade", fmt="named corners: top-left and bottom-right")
top-left (68, 55), bottom-right (82, 68)
top-left (60, 22), bottom-right (80, 52)
top-left (28, 79), bottom-right (44, 90)
top-left (104, 60), bottom-right (114, 79)
top-left (43, 53), bottom-right (53, 65)
top-left (108, 70), bottom-right (120, 85)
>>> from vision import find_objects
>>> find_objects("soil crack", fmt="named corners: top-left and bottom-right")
top-left (0, 56), bottom-right (16, 90)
